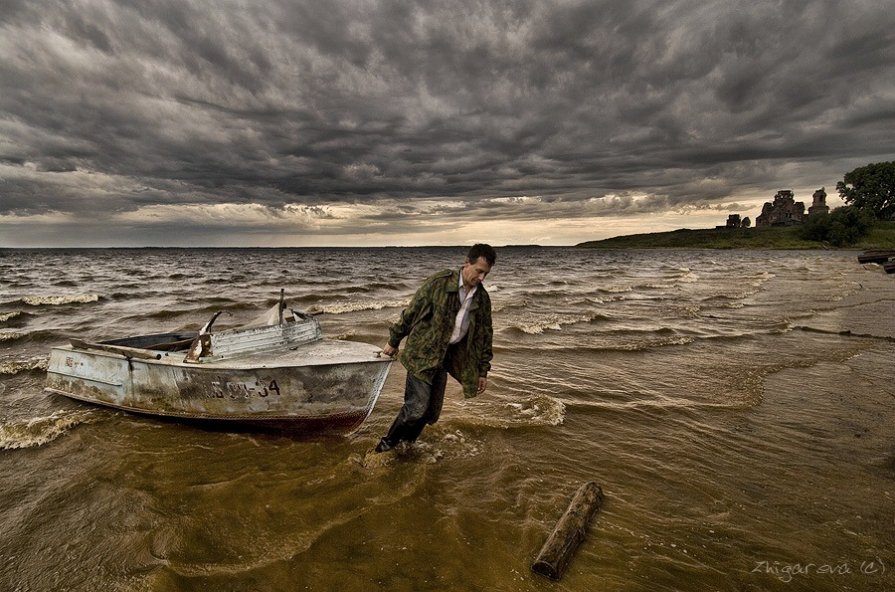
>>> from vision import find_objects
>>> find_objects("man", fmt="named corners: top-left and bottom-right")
top-left (375, 243), bottom-right (496, 453)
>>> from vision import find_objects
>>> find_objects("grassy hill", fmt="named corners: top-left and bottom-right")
top-left (576, 221), bottom-right (895, 249)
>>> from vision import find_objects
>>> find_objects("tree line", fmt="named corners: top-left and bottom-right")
top-left (801, 161), bottom-right (894, 246)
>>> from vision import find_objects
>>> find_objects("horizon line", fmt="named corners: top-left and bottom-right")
top-left (0, 243), bottom-right (560, 250)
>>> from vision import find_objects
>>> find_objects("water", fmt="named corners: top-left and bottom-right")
top-left (1, 247), bottom-right (893, 591)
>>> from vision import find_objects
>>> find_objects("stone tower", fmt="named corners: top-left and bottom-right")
top-left (808, 187), bottom-right (830, 217)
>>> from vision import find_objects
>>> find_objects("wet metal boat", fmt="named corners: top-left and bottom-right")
top-left (45, 301), bottom-right (393, 433)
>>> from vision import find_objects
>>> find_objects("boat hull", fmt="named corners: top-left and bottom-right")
top-left (46, 340), bottom-right (392, 434)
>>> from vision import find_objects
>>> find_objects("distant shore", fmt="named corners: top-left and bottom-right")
top-left (577, 221), bottom-right (895, 249)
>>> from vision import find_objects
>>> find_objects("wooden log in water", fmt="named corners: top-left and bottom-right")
top-left (884, 262), bottom-right (895, 274)
top-left (857, 251), bottom-right (895, 264)
top-left (532, 481), bottom-right (604, 581)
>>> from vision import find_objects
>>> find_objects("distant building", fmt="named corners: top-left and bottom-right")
top-left (755, 190), bottom-right (805, 227)
top-left (808, 187), bottom-right (830, 217)
top-left (716, 214), bottom-right (742, 229)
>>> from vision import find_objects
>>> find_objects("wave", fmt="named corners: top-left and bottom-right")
top-left (502, 394), bottom-right (566, 427)
top-left (0, 331), bottom-right (25, 342)
top-left (290, 293), bottom-right (349, 305)
top-left (587, 335), bottom-right (696, 352)
top-left (309, 298), bottom-right (408, 315)
top-left (341, 281), bottom-right (406, 293)
top-left (616, 293), bottom-right (675, 302)
top-left (607, 326), bottom-right (680, 336)
top-left (138, 300), bottom-right (257, 317)
top-left (196, 301), bottom-right (258, 314)
top-left (129, 308), bottom-right (193, 321)
top-left (565, 394), bottom-right (745, 412)
top-left (453, 394), bottom-right (566, 429)
top-left (519, 288), bottom-right (579, 300)
top-left (0, 410), bottom-right (92, 450)
top-left (109, 291), bottom-right (166, 301)
top-left (750, 271), bottom-right (776, 286)
top-left (632, 282), bottom-right (672, 290)
top-left (11, 294), bottom-right (101, 306)
top-left (491, 298), bottom-right (529, 313)
top-left (0, 357), bottom-right (49, 375)
top-left (494, 334), bottom-right (697, 354)
top-left (675, 271), bottom-right (700, 283)
top-left (698, 293), bottom-right (755, 309)
top-left (700, 293), bottom-right (753, 303)
top-left (121, 268), bottom-right (150, 278)
top-left (582, 295), bottom-right (624, 305)
top-left (502, 312), bottom-right (610, 335)
top-left (203, 278), bottom-right (228, 285)
top-left (371, 429), bottom-right (487, 463)
top-left (0, 329), bottom-right (66, 344)
top-left (0, 311), bottom-right (24, 323)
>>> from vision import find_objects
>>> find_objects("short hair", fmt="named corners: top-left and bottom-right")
top-left (466, 243), bottom-right (496, 266)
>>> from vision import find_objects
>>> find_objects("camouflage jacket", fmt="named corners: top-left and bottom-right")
top-left (388, 268), bottom-right (493, 398)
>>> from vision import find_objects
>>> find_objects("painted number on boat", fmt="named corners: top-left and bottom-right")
top-left (210, 379), bottom-right (281, 399)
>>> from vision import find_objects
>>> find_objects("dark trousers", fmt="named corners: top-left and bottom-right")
top-left (383, 346), bottom-right (455, 445)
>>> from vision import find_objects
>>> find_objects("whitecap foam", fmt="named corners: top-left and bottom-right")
top-left (503, 395), bottom-right (566, 427)
top-left (0, 410), bottom-right (92, 450)
top-left (0, 357), bottom-right (49, 375)
top-left (20, 294), bottom-right (100, 306)
top-left (402, 429), bottom-right (484, 462)
top-left (310, 298), bottom-right (408, 315)
top-left (456, 394), bottom-right (566, 429)
top-left (0, 311), bottom-right (22, 323)
top-left (350, 429), bottom-right (484, 469)
top-left (0, 331), bottom-right (25, 342)
top-left (750, 271), bottom-right (776, 286)
top-left (507, 312), bottom-right (602, 335)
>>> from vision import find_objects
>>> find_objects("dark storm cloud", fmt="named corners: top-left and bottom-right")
top-left (1, 0), bottom-right (893, 240)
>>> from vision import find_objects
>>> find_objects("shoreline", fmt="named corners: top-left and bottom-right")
top-left (576, 221), bottom-right (895, 250)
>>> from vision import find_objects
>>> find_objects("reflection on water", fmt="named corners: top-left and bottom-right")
top-left (1, 247), bottom-right (893, 590)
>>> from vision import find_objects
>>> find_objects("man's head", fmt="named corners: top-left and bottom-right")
top-left (462, 243), bottom-right (496, 289)
top-left (466, 243), bottom-right (496, 267)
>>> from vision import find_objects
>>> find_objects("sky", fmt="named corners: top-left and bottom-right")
top-left (1, 0), bottom-right (894, 247)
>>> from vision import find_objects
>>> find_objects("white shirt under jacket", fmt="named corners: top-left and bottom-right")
top-left (449, 271), bottom-right (477, 344)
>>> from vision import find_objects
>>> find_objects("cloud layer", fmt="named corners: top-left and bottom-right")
top-left (1, 0), bottom-right (893, 245)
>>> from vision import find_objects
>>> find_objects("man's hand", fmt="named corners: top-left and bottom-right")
top-left (477, 377), bottom-right (488, 394)
top-left (382, 343), bottom-right (398, 357)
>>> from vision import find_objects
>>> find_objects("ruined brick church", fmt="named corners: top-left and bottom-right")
top-left (755, 188), bottom-right (829, 227)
